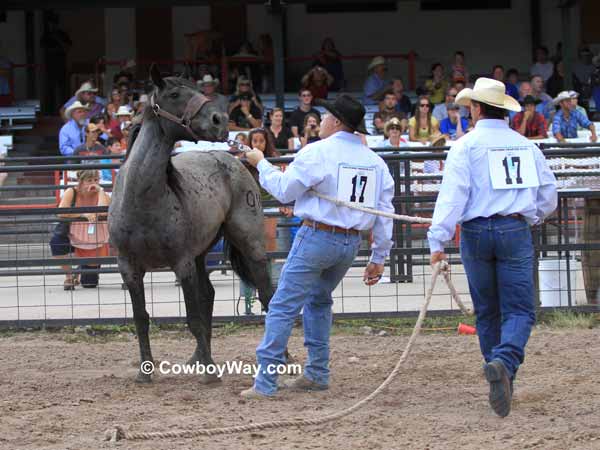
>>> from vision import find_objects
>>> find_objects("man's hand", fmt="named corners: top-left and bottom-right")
top-left (523, 110), bottom-right (533, 121)
top-left (430, 251), bottom-right (447, 267)
top-left (363, 262), bottom-right (384, 286)
top-left (590, 133), bottom-right (598, 143)
top-left (245, 149), bottom-right (265, 167)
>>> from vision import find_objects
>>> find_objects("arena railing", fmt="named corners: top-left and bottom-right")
top-left (0, 147), bottom-right (598, 328)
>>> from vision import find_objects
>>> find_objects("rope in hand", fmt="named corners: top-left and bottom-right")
top-left (105, 150), bottom-right (473, 442)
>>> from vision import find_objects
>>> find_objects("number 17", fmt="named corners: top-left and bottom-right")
top-left (502, 156), bottom-right (522, 185)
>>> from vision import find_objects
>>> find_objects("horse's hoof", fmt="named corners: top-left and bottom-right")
top-left (135, 372), bottom-right (153, 384)
top-left (198, 373), bottom-right (222, 385)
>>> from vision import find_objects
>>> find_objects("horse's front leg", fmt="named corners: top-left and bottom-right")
top-left (175, 259), bottom-right (220, 384)
top-left (118, 257), bottom-right (152, 383)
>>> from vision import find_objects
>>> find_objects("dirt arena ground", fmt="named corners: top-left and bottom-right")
top-left (0, 325), bottom-right (599, 450)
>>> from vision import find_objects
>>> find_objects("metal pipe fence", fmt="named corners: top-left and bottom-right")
top-left (0, 148), bottom-right (599, 328)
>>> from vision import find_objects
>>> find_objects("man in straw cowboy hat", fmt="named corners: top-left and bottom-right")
top-left (363, 56), bottom-right (389, 105)
top-left (59, 101), bottom-right (89, 156)
top-left (109, 106), bottom-right (133, 141)
top-left (428, 77), bottom-right (557, 417)
top-left (61, 81), bottom-right (105, 120)
top-left (197, 74), bottom-right (228, 114)
top-left (552, 90), bottom-right (597, 143)
top-left (241, 94), bottom-right (395, 399)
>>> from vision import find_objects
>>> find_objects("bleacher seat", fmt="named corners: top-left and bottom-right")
top-left (0, 106), bottom-right (36, 131)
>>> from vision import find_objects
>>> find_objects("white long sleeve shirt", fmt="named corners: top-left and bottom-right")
top-left (257, 131), bottom-right (395, 264)
top-left (427, 119), bottom-right (557, 253)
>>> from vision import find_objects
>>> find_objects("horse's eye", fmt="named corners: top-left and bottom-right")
top-left (169, 92), bottom-right (179, 99)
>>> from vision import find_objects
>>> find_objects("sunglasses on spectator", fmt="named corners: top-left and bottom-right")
top-left (448, 94), bottom-right (457, 98)
top-left (420, 103), bottom-right (430, 108)
top-left (389, 125), bottom-right (401, 130)
top-left (301, 94), bottom-right (312, 97)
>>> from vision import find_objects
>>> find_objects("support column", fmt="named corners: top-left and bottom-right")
top-left (25, 10), bottom-right (35, 99)
top-left (267, 0), bottom-right (286, 109)
top-left (559, 0), bottom-right (576, 90)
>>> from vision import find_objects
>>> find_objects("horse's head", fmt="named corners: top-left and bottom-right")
top-left (149, 64), bottom-right (229, 143)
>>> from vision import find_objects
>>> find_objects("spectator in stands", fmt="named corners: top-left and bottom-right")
top-left (119, 121), bottom-right (132, 149)
top-left (229, 93), bottom-right (263, 131)
top-left (451, 51), bottom-right (469, 84)
top-left (506, 68), bottom-right (520, 99)
top-left (268, 108), bottom-right (294, 150)
top-left (229, 76), bottom-right (263, 115)
top-left (373, 88), bottom-right (405, 135)
top-left (108, 88), bottom-right (122, 111)
top-left (59, 101), bottom-right (89, 156)
top-left (301, 65), bottom-right (334, 100)
top-left (518, 81), bottom-right (532, 101)
top-left (363, 56), bottom-right (389, 105)
top-left (61, 81), bottom-right (104, 121)
top-left (300, 113), bottom-right (321, 148)
top-left (531, 46), bottom-right (553, 82)
top-left (73, 123), bottom-right (108, 164)
top-left (313, 38), bottom-right (344, 91)
top-left (105, 103), bottom-right (119, 134)
top-left (440, 103), bottom-right (470, 140)
top-left (432, 86), bottom-right (467, 121)
top-left (454, 78), bottom-right (466, 93)
top-left (134, 94), bottom-right (149, 117)
top-left (89, 115), bottom-right (109, 144)
top-left (573, 46), bottom-right (593, 97)
top-left (552, 91), bottom-right (597, 142)
top-left (409, 96), bottom-right (443, 145)
top-left (569, 91), bottom-right (589, 126)
top-left (511, 95), bottom-right (548, 140)
top-left (100, 137), bottom-right (124, 184)
top-left (546, 60), bottom-right (565, 98)
top-left (391, 76), bottom-right (412, 117)
top-left (493, 65), bottom-right (519, 100)
top-left (197, 74), bottom-right (228, 114)
top-left (229, 132), bottom-right (249, 155)
top-left (530, 75), bottom-right (554, 120)
top-left (289, 89), bottom-right (321, 137)
top-left (425, 63), bottom-right (449, 105)
top-left (54, 169), bottom-right (111, 289)
top-left (110, 106), bottom-right (132, 141)
top-left (382, 117), bottom-right (408, 148)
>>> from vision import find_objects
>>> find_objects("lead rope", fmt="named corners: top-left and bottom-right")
top-left (105, 152), bottom-right (473, 442)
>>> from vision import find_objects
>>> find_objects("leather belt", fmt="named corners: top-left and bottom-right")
top-left (303, 220), bottom-right (361, 236)
top-left (490, 213), bottom-right (525, 221)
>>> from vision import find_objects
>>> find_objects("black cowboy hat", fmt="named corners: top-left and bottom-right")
top-left (315, 94), bottom-right (369, 135)
top-left (521, 95), bottom-right (542, 106)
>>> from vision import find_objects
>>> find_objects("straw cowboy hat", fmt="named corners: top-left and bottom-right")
top-left (85, 123), bottom-right (101, 134)
top-left (568, 90), bottom-right (580, 99)
top-left (116, 106), bottom-right (133, 116)
top-left (75, 81), bottom-right (98, 95)
top-left (197, 74), bottom-right (219, 86)
top-left (553, 91), bottom-right (572, 105)
top-left (455, 77), bottom-right (521, 112)
top-left (64, 101), bottom-right (89, 120)
top-left (384, 117), bottom-right (403, 136)
top-left (367, 56), bottom-right (386, 72)
top-left (315, 94), bottom-right (369, 135)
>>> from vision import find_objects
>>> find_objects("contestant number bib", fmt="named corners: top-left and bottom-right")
top-left (337, 165), bottom-right (377, 208)
top-left (487, 147), bottom-right (539, 190)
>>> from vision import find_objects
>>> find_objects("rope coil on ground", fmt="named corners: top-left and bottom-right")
top-left (105, 194), bottom-right (472, 442)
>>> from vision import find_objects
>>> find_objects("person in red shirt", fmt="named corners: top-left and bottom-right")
top-left (511, 95), bottom-right (548, 139)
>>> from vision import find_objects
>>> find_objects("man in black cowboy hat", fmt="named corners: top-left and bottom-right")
top-left (242, 94), bottom-right (395, 399)
top-left (511, 95), bottom-right (548, 140)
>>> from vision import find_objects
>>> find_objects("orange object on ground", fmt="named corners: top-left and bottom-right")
top-left (457, 323), bottom-right (476, 335)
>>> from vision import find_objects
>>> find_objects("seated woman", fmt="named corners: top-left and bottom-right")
top-left (300, 112), bottom-right (321, 148)
top-left (408, 96), bottom-right (444, 146)
top-left (301, 65), bottom-right (334, 100)
top-left (268, 107), bottom-right (294, 150)
top-left (382, 117), bottom-right (408, 148)
top-left (51, 170), bottom-right (111, 290)
top-left (228, 77), bottom-right (263, 115)
top-left (228, 93), bottom-right (263, 131)
top-left (424, 63), bottom-right (449, 105)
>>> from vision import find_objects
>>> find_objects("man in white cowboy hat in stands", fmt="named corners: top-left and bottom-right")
top-left (109, 106), bottom-right (133, 141)
top-left (61, 81), bottom-right (105, 121)
top-left (552, 90), bottom-right (597, 143)
top-left (59, 101), bottom-right (89, 156)
top-left (197, 74), bottom-right (228, 114)
top-left (428, 78), bottom-right (557, 418)
top-left (363, 56), bottom-right (389, 105)
top-left (241, 94), bottom-right (395, 399)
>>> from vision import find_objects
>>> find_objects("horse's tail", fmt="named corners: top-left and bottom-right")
top-left (223, 239), bottom-right (255, 287)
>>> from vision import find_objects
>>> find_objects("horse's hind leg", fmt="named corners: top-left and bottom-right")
top-left (174, 258), bottom-right (220, 384)
top-left (118, 256), bottom-right (152, 383)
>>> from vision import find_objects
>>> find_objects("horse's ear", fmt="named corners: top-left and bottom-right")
top-left (150, 63), bottom-right (165, 90)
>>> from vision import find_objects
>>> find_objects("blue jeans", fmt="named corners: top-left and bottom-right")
top-left (254, 225), bottom-right (361, 395)
top-left (460, 216), bottom-right (536, 379)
